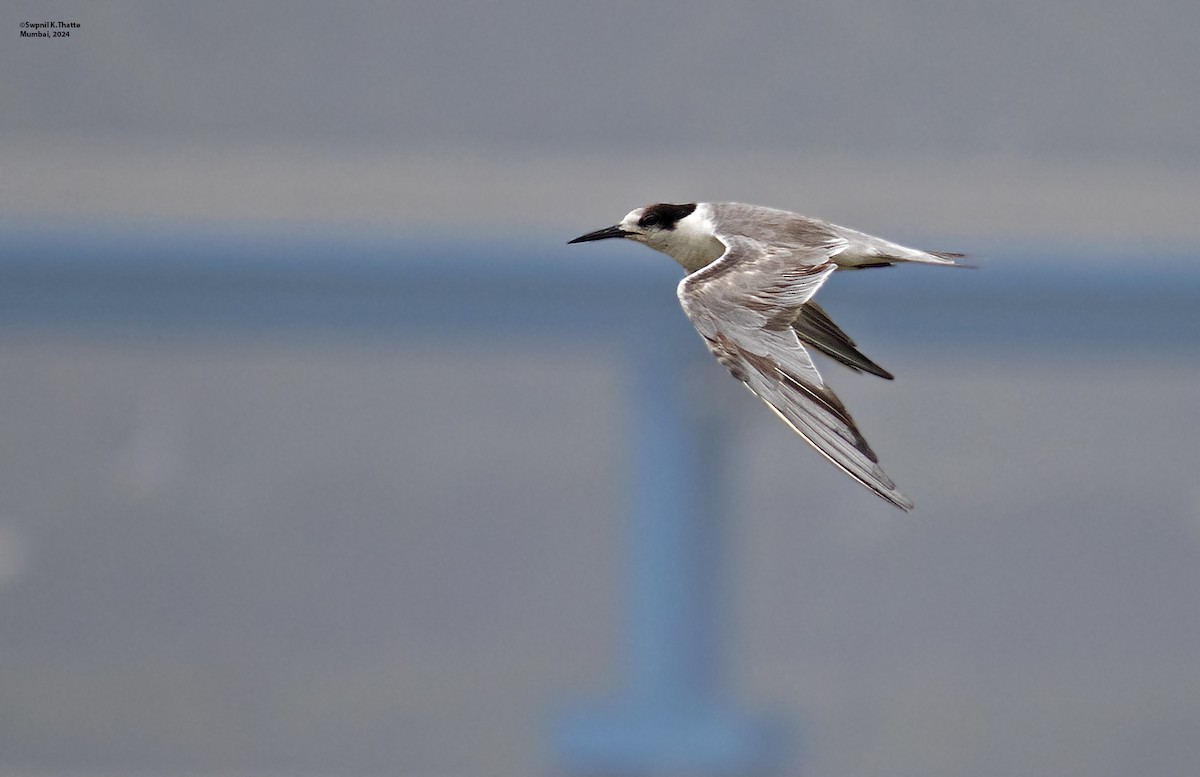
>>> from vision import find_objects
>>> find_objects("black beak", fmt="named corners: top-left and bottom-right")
top-left (568, 225), bottom-right (630, 244)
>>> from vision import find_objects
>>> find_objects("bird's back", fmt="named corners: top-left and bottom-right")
top-left (707, 202), bottom-right (963, 270)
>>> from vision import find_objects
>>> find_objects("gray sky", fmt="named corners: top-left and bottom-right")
top-left (5, 1), bottom-right (1200, 239)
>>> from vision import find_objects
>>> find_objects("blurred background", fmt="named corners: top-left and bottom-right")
top-left (3, 2), bottom-right (1199, 776)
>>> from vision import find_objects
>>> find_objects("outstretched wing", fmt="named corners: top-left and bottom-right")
top-left (677, 235), bottom-right (913, 511)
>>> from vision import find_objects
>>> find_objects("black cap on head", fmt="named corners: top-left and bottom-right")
top-left (637, 203), bottom-right (696, 230)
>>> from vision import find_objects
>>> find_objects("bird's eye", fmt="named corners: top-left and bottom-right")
top-left (640, 213), bottom-right (659, 227)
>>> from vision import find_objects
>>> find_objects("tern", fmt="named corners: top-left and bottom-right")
top-left (569, 202), bottom-right (965, 511)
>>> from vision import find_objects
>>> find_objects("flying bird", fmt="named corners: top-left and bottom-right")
top-left (569, 202), bottom-right (965, 511)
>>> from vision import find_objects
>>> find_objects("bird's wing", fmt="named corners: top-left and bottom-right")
top-left (677, 236), bottom-right (913, 511)
top-left (792, 302), bottom-right (894, 380)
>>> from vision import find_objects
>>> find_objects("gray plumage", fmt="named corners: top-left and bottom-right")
top-left (570, 201), bottom-right (965, 511)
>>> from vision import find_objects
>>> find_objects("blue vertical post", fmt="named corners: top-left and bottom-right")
top-left (555, 316), bottom-right (781, 775)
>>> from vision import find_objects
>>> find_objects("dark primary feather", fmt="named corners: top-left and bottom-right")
top-left (792, 302), bottom-right (894, 380)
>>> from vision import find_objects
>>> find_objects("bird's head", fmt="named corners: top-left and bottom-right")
top-left (569, 203), bottom-right (721, 271)
top-left (569, 202), bottom-right (699, 249)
